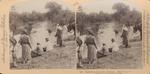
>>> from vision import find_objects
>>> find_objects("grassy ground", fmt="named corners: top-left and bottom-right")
top-left (11, 21), bottom-right (77, 69)
top-left (12, 41), bottom-right (77, 69)
top-left (11, 22), bottom-right (142, 69)
top-left (78, 40), bottom-right (142, 69)
top-left (12, 39), bottom-right (142, 69)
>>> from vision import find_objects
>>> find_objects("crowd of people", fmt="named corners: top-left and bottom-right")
top-left (10, 23), bottom-right (66, 67)
top-left (76, 24), bottom-right (133, 67)
top-left (10, 22), bottom-right (140, 68)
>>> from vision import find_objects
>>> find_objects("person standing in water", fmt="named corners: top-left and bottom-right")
top-left (19, 30), bottom-right (32, 64)
top-left (85, 29), bottom-right (98, 64)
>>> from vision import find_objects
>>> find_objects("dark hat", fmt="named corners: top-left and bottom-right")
top-left (45, 38), bottom-right (49, 41)
top-left (28, 22), bottom-right (34, 25)
top-left (86, 28), bottom-right (94, 36)
top-left (21, 29), bottom-right (28, 35)
top-left (102, 43), bottom-right (106, 46)
top-left (37, 43), bottom-right (40, 45)
top-left (111, 38), bottom-right (115, 42)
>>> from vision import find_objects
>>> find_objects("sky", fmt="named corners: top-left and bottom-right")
top-left (12, 0), bottom-right (141, 14)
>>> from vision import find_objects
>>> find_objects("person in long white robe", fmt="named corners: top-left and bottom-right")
top-left (110, 39), bottom-right (119, 52)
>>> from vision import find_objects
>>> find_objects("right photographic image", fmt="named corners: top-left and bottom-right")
top-left (76, 0), bottom-right (142, 69)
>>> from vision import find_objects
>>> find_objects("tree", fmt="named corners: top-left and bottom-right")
top-left (129, 9), bottom-right (141, 26)
top-left (45, 2), bottom-right (62, 22)
top-left (112, 3), bottom-right (130, 24)
top-left (112, 2), bottom-right (141, 32)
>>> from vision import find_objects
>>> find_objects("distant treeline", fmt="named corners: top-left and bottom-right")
top-left (10, 2), bottom-right (141, 35)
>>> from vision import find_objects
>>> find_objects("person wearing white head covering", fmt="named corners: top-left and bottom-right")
top-left (122, 24), bottom-right (128, 32)
top-left (55, 24), bottom-right (63, 47)
top-left (121, 24), bottom-right (129, 48)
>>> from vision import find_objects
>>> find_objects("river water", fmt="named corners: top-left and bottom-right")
top-left (12, 22), bottom-right (56, 58)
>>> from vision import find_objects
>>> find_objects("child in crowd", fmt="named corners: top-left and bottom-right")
top-left (32, 43), bottom-right (42, 58)
top-left (35, 43), bottom-right (42, 56)
top-left (101, 43), bottom-right (107, 55)
top-left (97, 43), bottom-right (107, 58)
top-left (77, 49), bottom-right (83, 67)
top-left (12, 50), bottom-right (18, 67)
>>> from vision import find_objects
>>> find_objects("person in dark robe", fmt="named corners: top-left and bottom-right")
top-left (55, 24), bottom-right (63, 47)
top-left (85, 29), bottom-right (98, 64)
top-left (47, 29), bottom-right (52, 36)
top-left (121, 25), bottom-right (129, 48)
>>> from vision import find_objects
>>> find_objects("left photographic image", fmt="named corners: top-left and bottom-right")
top-left (9, 0), bottom-right (77, 69)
